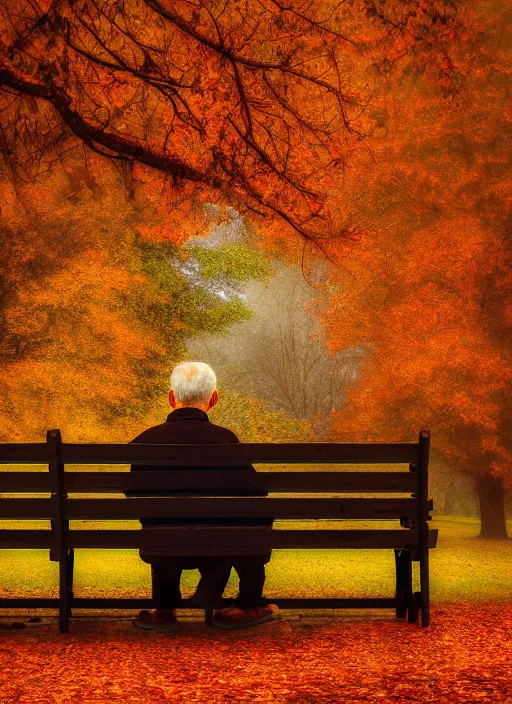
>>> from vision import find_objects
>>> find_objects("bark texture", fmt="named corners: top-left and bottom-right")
top-left (475, 474), bottom-right (509, 539)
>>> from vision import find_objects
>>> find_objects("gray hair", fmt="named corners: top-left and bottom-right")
top-left (170, 362), bottom-right (217, 406)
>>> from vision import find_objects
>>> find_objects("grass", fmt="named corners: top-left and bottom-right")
top-left (1, 516), bottom-right (511, 605)
top-left (2, 464), bottom-right (510, 605)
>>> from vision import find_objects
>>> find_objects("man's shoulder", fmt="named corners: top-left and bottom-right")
top-left (206, 422), bottom-right (240, 443)
top-left (130, 423), bottom-right (170, 444)
top-left (130, 421), bottom-right (239, 444)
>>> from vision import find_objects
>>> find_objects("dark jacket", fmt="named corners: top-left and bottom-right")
top-left (125, 407), bottom-right (273, 528)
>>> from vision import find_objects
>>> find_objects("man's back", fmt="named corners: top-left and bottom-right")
top-left (128, 362), bottom-right (279, 630)
top-left (125, 407), bottom-right (273, 527)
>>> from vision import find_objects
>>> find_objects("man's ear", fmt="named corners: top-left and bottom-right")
top-left (168, 389), bottom-right (177, 409)
top-left (207, 389), bottom-right (219, 410)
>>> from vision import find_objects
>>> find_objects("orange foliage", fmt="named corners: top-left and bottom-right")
top-left (312, 0), bottom-right (512, 484)
top-left (0, 0), bottom-right (507, 466)
top-left (0, 0), bottom-right (471, 246)
top-left (0, 162), bottom-right (169, 442)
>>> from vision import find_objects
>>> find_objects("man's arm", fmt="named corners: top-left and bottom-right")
top-left (224, 433), bottom-right (268, 496)
top-left (226, 433), bottom-right (274, 527)
top-left (124, 438), bottom-right (151, 498)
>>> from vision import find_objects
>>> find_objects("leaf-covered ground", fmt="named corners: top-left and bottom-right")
top-left (1, 605), bottom-right (512, 703)
top-left (1, 518), bottom-right (512, 702)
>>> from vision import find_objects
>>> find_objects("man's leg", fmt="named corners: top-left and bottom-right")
top-left (212, 552), bottom-right (278, 628)
top-left (134, 553), bottom-right (183, 630)
top-left (148, 556), bottom-right (183, 610)
top-left (194, 556), bottom-right (232, 608)
top-left (231, 553), bottom-right (271, 608)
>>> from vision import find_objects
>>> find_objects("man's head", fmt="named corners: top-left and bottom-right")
top-left (169, 362), bottom-right (218, 412)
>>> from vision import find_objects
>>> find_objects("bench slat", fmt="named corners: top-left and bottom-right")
top-left (59, 443), bottom-right (419, 465)
top-left (67, 528), bottom-right (438, 550)
top-left (0, 498), bottom-right (54, 518)
top-left (0, 497), bottom-right (430, 519)
top-left (0, 471), bottom-right (418, 493)
top-left (0, 473), bottom-right (50, 492)
top-left (0, 597), bottom-right (400, 610)
top-left (67, 471), bottom-right (418, 493)
top-left (66, 497), bottom-right (431, 520)
top-left (0, 530), bottom-right (53, 548)
top-left (0, 444), bottom-right (48, 464)
top-left (0, 528), bottom-right (438, 550)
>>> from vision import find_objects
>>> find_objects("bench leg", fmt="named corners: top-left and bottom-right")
top-left (419, 548), bottom-right (430, 627)
top-left (403, 552), bottom-right (418, 624)
top-left (205, 608), bottom-right (214, 627)
top-left (394, 549), bottom-right (407, 619)
top-left (58, 549), bottom-right (74, 633)
top-left (67, 549), bottom-right (75, 620)
top-left (59, 550), bottom-right (70, 634)
top-left (395, 549), bottom-right (416, 622)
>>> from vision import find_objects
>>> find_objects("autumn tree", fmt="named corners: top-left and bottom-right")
top-left (0, 0), bottom-right (470, 246)
top-left (0, 157), bottom-right (270, 441)
top-left (321, 220), bottom-right (512, 538)
top-left (311, 0), bottom-right (512, 538)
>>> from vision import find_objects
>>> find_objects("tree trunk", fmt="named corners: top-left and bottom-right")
top-left (475, 474), bottom-right (509, 539)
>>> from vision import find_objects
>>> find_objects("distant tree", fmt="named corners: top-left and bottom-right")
top-left (324, 219), bottom-right (511, 538)
top-left (189, 262), bottom-right (366, 436)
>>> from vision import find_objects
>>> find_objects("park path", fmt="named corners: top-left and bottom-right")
top-left (1, 605), bottom-right (512, 703)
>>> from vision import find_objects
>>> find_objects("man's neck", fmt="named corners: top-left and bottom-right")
top-left (173, 404), bottom-right (209, 413)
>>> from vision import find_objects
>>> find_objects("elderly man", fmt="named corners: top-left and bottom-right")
top-left (125, 361), bottom-right (278, 631)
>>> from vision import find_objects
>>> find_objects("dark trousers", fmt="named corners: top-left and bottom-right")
top-left (140, 551), bottom-right (272, 610)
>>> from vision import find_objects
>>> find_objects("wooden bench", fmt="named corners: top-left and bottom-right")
top-left (0, 429), bottom-right (437, 633)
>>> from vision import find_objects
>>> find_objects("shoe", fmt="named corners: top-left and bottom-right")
top-left (212, 604), bottom-right (279, 630)
top-left (134, 609), bottom-right (180, 632)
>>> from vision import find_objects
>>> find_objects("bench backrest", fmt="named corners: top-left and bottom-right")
top-left (0, 429), bottom-right (432, 557)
